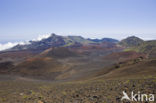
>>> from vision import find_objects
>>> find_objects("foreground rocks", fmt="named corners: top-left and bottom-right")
top-left (0, 78), bottom-right (155, 103)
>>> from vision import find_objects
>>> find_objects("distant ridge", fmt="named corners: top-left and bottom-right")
top-left (87, 38), bottom-right (119, 43)
top-left (9, 33), bottom-right (119, 51)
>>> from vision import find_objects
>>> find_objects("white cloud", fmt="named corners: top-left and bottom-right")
top-left (0, 34), bottom-right (51, 51)
top-left (0, 41), bottom-right (30, 51)
top-left (0, 42), bottom-right (18, 51)
top-left (33, 34), bottom-right (51, 41)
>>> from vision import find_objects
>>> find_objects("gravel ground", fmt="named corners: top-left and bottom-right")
top-left (0, 78), bottom-right (155, 103)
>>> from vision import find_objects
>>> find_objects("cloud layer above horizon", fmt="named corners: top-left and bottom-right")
top-left (0, 34), bottom-right (51, 51)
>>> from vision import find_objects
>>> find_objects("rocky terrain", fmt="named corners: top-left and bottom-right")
top-left (0, 78), bottom-right (156, 103)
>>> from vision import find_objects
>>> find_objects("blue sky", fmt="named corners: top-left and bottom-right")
top-left (0, 0), bottom-right (156, 43)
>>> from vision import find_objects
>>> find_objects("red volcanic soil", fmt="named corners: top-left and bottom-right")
top-left (103, 51), bottom-right (147, 62)
top-left (71, 42), bottom-right (122, 55)
top-left (80, 42), bottom-right (118, 50)
top-left (12, 56), bottom-right (65, 80)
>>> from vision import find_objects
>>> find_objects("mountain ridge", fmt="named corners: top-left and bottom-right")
top-left (8, 33), bottom-right (119, 51)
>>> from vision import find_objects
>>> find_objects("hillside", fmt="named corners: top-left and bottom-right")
top-left (120, 36), bottom-right (156, 59)
top-left (5, 45), bottom-right (122, 81)
top-left (119, 36), bottom-right (144, 47)
top-left (136, 40), bottom-right (156, 58)
top-left (97, 58), bottom-right (156, 79)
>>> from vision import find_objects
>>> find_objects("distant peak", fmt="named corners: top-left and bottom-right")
top-left (119, 36), bottom-right (144, 47)
top-left (50, 33), bottom-right (57, 37)
top-left (127, 36), bottom-right (142, 39)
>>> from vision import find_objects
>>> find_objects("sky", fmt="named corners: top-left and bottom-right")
top-left (0, 0), bottom-right (156, 50)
